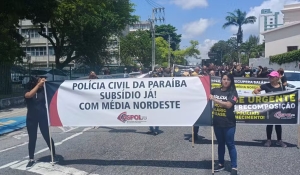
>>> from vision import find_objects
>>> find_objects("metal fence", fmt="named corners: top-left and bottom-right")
top-left (1, 63), bottom-right (144, 100)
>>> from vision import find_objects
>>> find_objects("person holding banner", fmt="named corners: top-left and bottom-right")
top-left (210, 72), bottom-right (238, 175)
top-left (253, 71), bottom-right (287, 148)
top-left (24, 76), bottom-right (58, 168)
top-left (146, 72), bottom-right (160, 135)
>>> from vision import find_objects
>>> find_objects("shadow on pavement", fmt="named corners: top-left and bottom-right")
top-left (53, 158), bottom-right (212, 169)
top-left (191, 138), bottom-right (297, 147)
top-left (95, 127), bottom-right (165, 135)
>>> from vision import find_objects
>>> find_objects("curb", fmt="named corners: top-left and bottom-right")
top-left (0, 116), bottom-right (26, 136)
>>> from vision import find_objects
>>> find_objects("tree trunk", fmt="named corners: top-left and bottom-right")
top-left (0, 64), bottom-right (12, 95)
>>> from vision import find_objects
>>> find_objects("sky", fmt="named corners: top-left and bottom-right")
top-left (130, 0), bottom-right (300, 63)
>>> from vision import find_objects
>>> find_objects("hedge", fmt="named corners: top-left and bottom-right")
top-left (269, 49), bottom-right (300, 65)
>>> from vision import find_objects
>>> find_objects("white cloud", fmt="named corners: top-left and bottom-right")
top-left (229, 0), bottom-right (300, 37)
top-left (186, 39), bottom-right (218, 63)
top-left (170, 0), bottom-right (208, 9)
top-left (198, 39), bottom-right (218, 60)
top-left (182, 18), bottom-right (214, 39)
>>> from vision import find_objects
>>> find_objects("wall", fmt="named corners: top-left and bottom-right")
top-left (282, 4), bottom-right (300, 24)
top-left (249, 57), bottom-right (300, 71)
top-left (264, 24), bottom-right (300, 57)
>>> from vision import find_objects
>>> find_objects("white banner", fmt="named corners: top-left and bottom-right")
top-left (45, 77), bottom-right (212, 127)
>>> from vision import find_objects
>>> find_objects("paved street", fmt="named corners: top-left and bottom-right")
top-left (0, 122), bottom-right (300, 175)
top-left (0, 106), bottom-right (26, 119)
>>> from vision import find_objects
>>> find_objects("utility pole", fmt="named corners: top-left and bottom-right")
top-left (149, 7), bottom-right (165, 71)
top-left (168, 34), bottom-right (171, 68)
top-left (46, 24), bottom-right (49, 68)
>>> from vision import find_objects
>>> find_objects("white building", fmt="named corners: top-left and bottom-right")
top-left (261, 3), bottom-right (300, 58)
top-left (259, 9), bottom-right (284, 44)
top-left (129, 21), bottom-right (151, 32)
top-left (19, 20), bottom-right (57, 66)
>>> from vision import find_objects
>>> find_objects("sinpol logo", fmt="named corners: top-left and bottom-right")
top-left (274, 111), bottom-right (295, 119)
top-left (117, 112), bottom-right (147, 123)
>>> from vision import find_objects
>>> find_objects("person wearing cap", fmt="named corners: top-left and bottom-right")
top-left (253, 71), bottom-right (287, 147)
top-left (24, 75), bottom-right (58, 168)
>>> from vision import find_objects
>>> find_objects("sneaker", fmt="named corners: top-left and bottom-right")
top-left (214, 164), bottom-right (224, 172)
top-left (231, 168), bottom-right (238, 175)
top-left (26, 160), bottom-right (36, 169)
top-left (276, 140), bottom-right (287, 148)
top-left (264, 140), bottom-right (272, 147)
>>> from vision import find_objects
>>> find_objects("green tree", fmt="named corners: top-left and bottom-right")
top-left (172, 40), bottom-right (201, 65)
top-left (223, 9), bottom-right (256, 44)
top-left (240, 35), bottom-right (264, 62)
top-left (120, 30), bottom-right (152, 67)
top-left (33, 0), bottom-right (137, 69)
top-left (155, 24), bottom-right (181, 50)
top-left (155, 37), bottom-right (171, 66)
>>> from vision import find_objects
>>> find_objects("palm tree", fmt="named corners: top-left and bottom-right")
top-left (223, 9), bottom-right (257, 44)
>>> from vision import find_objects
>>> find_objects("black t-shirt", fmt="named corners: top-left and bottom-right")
top-left (281, 76), bottom-right (287, 85)
top-left (260, 83), bottom-right (285, 93)
top-left (25, 88), bottom-right (47, 120)
top-left (258, 71), bottom-right (268, 78)
top-left (212, 88), bottom-right (238, 128)
top-left (243, 70), bottom-right (253, 78)
top-left (163, 72), bottom-right (171, 77)
top-left (233, 70), bottom-right (244, 77)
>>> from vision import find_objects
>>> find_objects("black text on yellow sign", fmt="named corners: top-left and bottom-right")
top-left (212, 83), bottom-right (259, 90)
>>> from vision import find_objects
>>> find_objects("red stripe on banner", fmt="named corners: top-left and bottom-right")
top-left (199, 76), bottom-right (210, 101)
top-left (49, 90), bottom-right (63, 126)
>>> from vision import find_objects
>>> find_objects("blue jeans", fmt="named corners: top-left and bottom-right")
top-left (149, 126), bottom-right (159, 132)
top-left (214, 126), bottom-right (237, 168)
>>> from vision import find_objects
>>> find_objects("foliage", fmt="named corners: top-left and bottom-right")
top-left (270, 49), bottom-right (300, 65)
top-left (33, 0), bottom-right (138, 69)
top-left (172, 40), bottom-right (200, 65)
top-left (210, 39), bottom-right (237, 64)
top-left (155, 37), bottom-right (171, 66)
top-left (120, 30), bottom-right (152, 67)
top-left (155, 24), bottom-right (182, 50)
top-left (223, 9), bottom-right (256, 43)
top-left (209, 35), bottom-right (264, 65)
top-left (240, 35), bottom-right (264, 59)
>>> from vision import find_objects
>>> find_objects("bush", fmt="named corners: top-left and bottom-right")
top-left (269, 49), bottom-right (300, 65)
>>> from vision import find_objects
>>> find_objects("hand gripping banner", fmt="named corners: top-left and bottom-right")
top-left (44, 76), bottom-right (212, 127)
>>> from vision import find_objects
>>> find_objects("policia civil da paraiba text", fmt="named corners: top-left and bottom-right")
top-left (24, 75), bottom-right (59, 169)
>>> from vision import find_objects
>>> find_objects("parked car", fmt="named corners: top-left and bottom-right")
top-left (284, 70), bottom-right (300, 90)
top-left (22, 68), bottom-right (69, 88)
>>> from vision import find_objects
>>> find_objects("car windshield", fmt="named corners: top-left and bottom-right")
top-left (30, 70), bottom-right (48, 75)
top-left (285, 72), bottom-right (300, 81)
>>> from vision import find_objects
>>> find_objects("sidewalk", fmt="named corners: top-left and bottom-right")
top-left (0, 106), bottom-right (27, 135)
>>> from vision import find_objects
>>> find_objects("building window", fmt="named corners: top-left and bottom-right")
top-left (23, 46), bottom-right (55, 56)
top-left (270, 18), bottom-right (273, 20)
top-left (287, 46), bottom-right (298, 52)
top-left (270, 22), bottom-right (273, 24)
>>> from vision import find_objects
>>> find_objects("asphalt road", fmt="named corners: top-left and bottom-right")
top-left (0, 123), bottom-right (300, 175)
